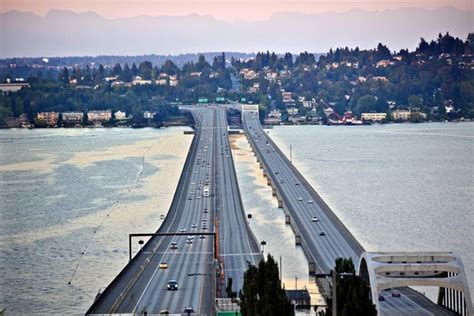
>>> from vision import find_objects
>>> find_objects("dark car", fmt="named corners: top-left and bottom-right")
top-left (167, 280), bottom-right (178, 291)
top-left (378, 295), bottom-right (385, 301)
top-left (319, 232), bottom-right (326, 236)
top-left (184, 307), bottom-right (195, 314)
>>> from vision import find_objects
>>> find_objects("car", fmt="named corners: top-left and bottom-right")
top-left (312, 217), bottom-right (319, 222)
top-left (191, 223), bottom-right (197, 229)
top-left (308, 200), bottom-right (314, 204)
top-left (186, 239), bottom-right (193, 244)
top-left (391, 289), bottom-right (401, 297)
top-left (295, 182), bottom-right (300, 186)
top-left (199, 235), bottom-right (205, 239)
top-left (167, 280), bottom-right (178, 290)
top-left (184, 307), bottom-right (195, 314)
top-left (159, 310), bottom-right (170, 314)
top-left (187, 196), bottom-right (192, 200)
top-left (170, 242), bottom-right (178, 250)
top-left (297, 197), bottom-right (303, 201)
top-left (378, 295), bottom-right (385, 301)
top-left (187, 235), bottom-right (194, 240)
top-left (275, 171), bottom-right (279, 174)
top-left (319, 232), bottom-right (326, 236)
top-left (202, 226), bottom-right (207, 230)
top-left (180, 227), bottom-right (186, 232)
top-left (159, 262), bottom-right (168, 269)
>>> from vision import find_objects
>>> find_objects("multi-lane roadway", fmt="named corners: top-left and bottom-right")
top-left (213, 107), bottom-right (262, 294)
top-left (87, 106), bottom-right (261, 315)
top-left (242, 109), bottom-right (455, 316)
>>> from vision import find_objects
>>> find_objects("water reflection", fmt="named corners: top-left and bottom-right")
top-left (0, 127), bottom-right (192, 314)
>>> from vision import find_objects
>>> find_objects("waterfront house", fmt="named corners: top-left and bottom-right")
top-left (37, 112), bottom-right (59, 126)
top-left (361, 112), bottom-right (387, 122)
top-left (114, 111), bottom-right (127, 120)
top-left (62, 112), bottom-right (84, 124)
top-left (87, 110), bottom-right (112, 122)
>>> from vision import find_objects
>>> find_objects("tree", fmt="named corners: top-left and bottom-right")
top-left (239, 254), bottom-right (294, 316)
top-left (354, 95), bottom-right (376, 115)
top-left (324, 258), bottom-right (376, 316)
top-left (226, 277), bottom-right (237, 300)
top-left (59, 67), bottom-right (70, 85)
top-left (138, 61), bottom-right (153, 80)
top-left (112, 63), bottom-right (122, 77)
top-left (121, 63), bottom-right (132, 82)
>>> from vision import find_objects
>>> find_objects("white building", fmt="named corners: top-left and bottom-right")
top-left (87, 110), bottom-right (112, 122)
top-left (114, 110), bottom-right (127, 120)
top-left (361, 113), bottom-right (387, 122)
top-left (144, 111), bottom-right (156, 119)
top-left (62, 112), bottom-right (84, 123)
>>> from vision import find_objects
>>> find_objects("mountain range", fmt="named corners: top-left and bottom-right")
top-left (1, 6), bottom-right (472, 58)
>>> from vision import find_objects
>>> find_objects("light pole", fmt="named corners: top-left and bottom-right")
top-left (260, 240), bottom-right (266, 253)
top-left (316, 271), bottom-right (355, 316)
top-left (290, 144), bottom-right (292, 163)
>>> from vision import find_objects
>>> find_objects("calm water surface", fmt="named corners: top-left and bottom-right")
top-left (0, 127), bottom-right (192, 314)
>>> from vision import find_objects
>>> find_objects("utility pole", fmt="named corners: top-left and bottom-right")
top-left (279, 256), bottom-right (282, 281)
top-left (332, 272), bottom-right (337, 316)
top-left (295, 275), bottom-right (298, 290)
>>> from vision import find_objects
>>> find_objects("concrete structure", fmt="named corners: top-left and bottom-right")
top-left (87, 110), bottom-right (112, 122)
top-left (62, 112), bottom-right (83, 123)
top-left (392, 109), bottom-right (411, 121)
top-left (143, 111), bottom-right (156, 119)
top-left (287, 107), bottom-right (299, 116)
top-left (361, 112), bottom-right (387, 122)
top-left (37, 112), bottom-right (59, 126)
top-left (241, 107), bottom-right (461, 315)
top-left (359, 252), bottom-right (472, 315)
top-left (114, 110), bottom-right (126, 120)
top-left (87, 106), bottom-right (261, 315)
top-left (0, 83), bottom-right (30, 93)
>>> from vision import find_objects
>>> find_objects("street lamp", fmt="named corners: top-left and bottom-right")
top-left (260, 240), bottom-right (266, 253)
top-left (315, 271), bottom-right (355, 316)
top-left (138, 239), bottom-right (144, 253)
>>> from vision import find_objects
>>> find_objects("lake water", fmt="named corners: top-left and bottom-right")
top-left (0, 122), bottom-right (472, 314)
top-left (0, 127), bottom-right (192, 314)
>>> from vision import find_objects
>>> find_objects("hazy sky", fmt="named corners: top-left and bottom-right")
top-left (2, 0), bottom-right (472, 20)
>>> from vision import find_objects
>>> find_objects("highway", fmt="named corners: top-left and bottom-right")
top-left (87, 108), bottom-right (216, 315)
top-left (87, 106), bottom-right (261, 315)
top-left (241, 109), bottom-right (455, 316)
top-left (213, 107), bottom-right (262, 294)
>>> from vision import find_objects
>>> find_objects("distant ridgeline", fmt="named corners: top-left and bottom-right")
top-left (0, 33), bottom-right (473, 128)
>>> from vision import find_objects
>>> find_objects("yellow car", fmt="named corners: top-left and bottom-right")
top-left (159, 262), bottom-right (168, 269)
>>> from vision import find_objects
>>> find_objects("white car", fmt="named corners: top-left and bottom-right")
top-left (312, 217), bottom-right (319, 222)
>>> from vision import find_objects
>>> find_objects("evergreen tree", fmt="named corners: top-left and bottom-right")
top-left (324, 258), bottom-right (376, 316)
top-left (112, 63), bottom-right (123, 77)
top-left (239, 254), bottom-right (294, 316)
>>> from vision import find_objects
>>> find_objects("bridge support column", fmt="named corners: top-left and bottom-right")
top-left (285, 214), bottom-right (290, 224)
top-left (260, 162), bottom-right (264, 170)
top-left (267, 178), bottom-right (271, 186)
top-left (295, 235), bottom-right (301, 245)
top-left (272, 187), bottom-right (277, 196)
top-left (278, 200), bottom-right (283, 208)
top-left (308, 262), bottom-right (316, 275)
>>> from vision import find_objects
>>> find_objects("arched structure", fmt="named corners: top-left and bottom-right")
top-left (358, 252), bottom-right (473, 315)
